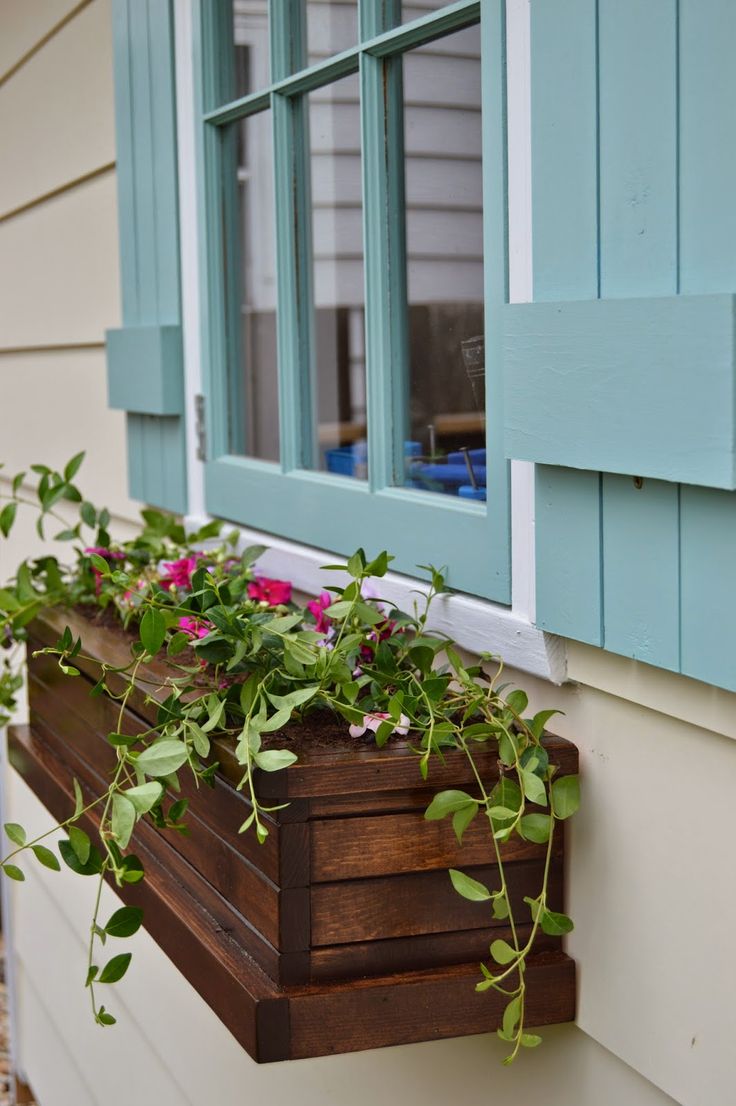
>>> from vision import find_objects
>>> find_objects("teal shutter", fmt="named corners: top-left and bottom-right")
top-left (106, 0), bottom-right (187, 514)
top-left (508, 0), bottom-right (736, 692)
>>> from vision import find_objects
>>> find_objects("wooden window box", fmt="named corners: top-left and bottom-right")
top-left (9, 608), bottom-right (577, 1061)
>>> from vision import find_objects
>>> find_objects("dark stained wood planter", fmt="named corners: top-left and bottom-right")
top-left (9, 607), bottom-right (577, 1061)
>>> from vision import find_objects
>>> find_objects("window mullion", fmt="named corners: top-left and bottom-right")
top-left (272, 0), bottom-right (316, 473)
top-left (361, 12), bottom-right (409, 492)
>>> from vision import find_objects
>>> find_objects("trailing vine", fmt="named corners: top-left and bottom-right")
top-left (0, 456), bottom-right (579, 1061)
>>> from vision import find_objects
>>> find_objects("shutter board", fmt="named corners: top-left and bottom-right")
top-left (504, 293), bottom-right (736, 489)
top-left (529, 0), bottom-right (736, 691)
top-left (108, 0), bottom-right (187, 512)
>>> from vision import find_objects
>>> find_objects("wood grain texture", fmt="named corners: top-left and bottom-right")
top-left (311, 808), bottom-right (556, 880)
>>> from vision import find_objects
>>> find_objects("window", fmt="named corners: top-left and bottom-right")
top-left (195, 0), bottom-right (509, 601)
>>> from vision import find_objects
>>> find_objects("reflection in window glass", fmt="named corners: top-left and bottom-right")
top-left (232, 0), bottom-right (269, 93)
top-left (224, 110), bottom-right (279, 461)
top-left (307, 1), bottom-right (358, 65)
top-left (400, 24), bottom-right (485, 499)
top-left (399, 0), bottom-right (452, 28)
top-left (307, 72), bottom-right (367, 478)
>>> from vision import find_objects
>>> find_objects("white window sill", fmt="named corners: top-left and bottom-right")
top-left (185, 515), bottom-right (567, 684)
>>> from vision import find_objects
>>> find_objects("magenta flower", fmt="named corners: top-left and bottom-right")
top-left (349, 712), bottom-right (410, 739)
top-left (160, 554), bottom-right (201, 592)
top-left (247, 576), bottom-right (292, 606)
top-left (306, 591), bottom-right (332, 634)
top-left (360, 618), bottom-right (398, 660)
top-left (178, 616), bottom-right (213, 640)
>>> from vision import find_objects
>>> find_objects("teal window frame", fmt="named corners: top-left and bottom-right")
top-left (192, 0), bottom-right (510, 601)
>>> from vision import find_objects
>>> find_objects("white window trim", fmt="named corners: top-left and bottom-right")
top-left (173, 0), bottom-right (567, 684)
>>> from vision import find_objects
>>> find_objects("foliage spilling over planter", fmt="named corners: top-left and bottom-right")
top-left (0, 456), bottom-right (579, 1062)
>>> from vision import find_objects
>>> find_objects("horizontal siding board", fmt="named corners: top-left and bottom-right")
top-left (680, 486), bottom-right (736, 691)
top-left (0, 0), bottom-right (115, 217)
top-left (535, 466), bottom-right (602, 645)
top-left (601, 476), bottom-right (680, 669)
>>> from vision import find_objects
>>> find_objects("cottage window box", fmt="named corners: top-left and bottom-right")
top-left (9, 607), bottom-right (577, 1062)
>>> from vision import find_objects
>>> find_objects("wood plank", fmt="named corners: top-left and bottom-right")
top-left (680, 485), bottom-right (736, 691)
top-left (530, 0), bottom-right (598, 301)
top-left (311, 809), bottom-right (556, 881)
top-left (287, 953), bottom-right (575, 1058)
top-left (678, 0), bottom-right (736, 295)
top-left (598, 0), bottom-right (678, 297)
top-left (601, 476), bottom-right (680, 669)
top-left (309, 924), bottom-right (556, 983)
top-left (535, 466), bottom-right (603, 644)
top-left (311, 859), bottom-right (562, 945)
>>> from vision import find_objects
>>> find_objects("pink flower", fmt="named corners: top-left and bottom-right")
top-left (360, 618), bottom-right (397, 660)
top-left (306, 591), bottom-right (333, 634)
top-left (178, 616), bottom-right (213, 640)
top-left (160, 555), bottom-right (201, 592)
top-left (349, 712), bottom-right (410, 739)
top-left (247, 576), bottom-right (292, 606)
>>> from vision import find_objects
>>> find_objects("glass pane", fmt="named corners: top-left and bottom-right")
top-left (400, 0), bottom-right (452, 27)
top-left (400, 24), bottom-right (485, 499)
top-left (307, 1), bottom-right (358, 63)
top-left (233, 1), bottom-right (270, 92)
top-left (306, 72), bottom-right (367, 477)
top-left (222, 111), bottom-right (280, 461)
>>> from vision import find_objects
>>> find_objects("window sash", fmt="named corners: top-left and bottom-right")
top-left (193, 0), bottom-right (510, 601)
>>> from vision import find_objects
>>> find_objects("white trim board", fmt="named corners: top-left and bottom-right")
top-left (185, 515), bottom-right (567, 683)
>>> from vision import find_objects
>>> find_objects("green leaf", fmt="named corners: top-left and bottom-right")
top-left (452, 802), bottom-right (478, 844)
top-left (69, 826), bottom-right (91, 864)
top-left (2, 864), bottom-right (24, 882)
top-left (123, 782), bottom-right (163, 815)
top-left (72, 778), bottom-right (84, 818)
top-left (63, 451), bottom-right (85, 481)
top-left (139, 608), bottom-right (166, 656)
top-left (0, 502), bottom-right (17, 538)
top-left (120, 855), bottom-right (145, 884)
top-left (505, 689), bottom-right (528, 716)
top-left (540, 908), bottom-right (574, 937)
top-left (528, 709), bottom-right (562, 740)
top-left (96, 1006), bottom-right (117, 1026)
top-left (253, 748), bottom-right (298, 772)
top-left (111, 793), bottom-right (136, 849)
top-left (346, 549), bottom-right (365, 578)
top-left (551, 775), bottom-right (580, 820)
top-left (519, 813), bottom-right (552, 844)
top-left (11, 471), bottom-right (25, 495)
top-left (88, 553), bottom-right (110, 576)
top-left (80, 500), bottom-right (97, 527)
top-left (136, 740), bottom-right (189, 778)
top-left (4, 822), bottom-right (26, 846)
top-left (502, 995), bottom-right (522, 1039)
top-left (167, 631), bottom-right (189, 657)
top-left (267, 687), bottom-right (318, 712)
top-left (424, 790), bottom-right (477, 821)
top-left (492, 892), bottom-right (510, 920)
top-left (521, 1033), bottom-right (543, 1048)
top-left (86, 965), bottom-right (98, 987)
top-left (448, 868), bottom-right (491, 902)
top-left (188, 722), bottom-right (210, 758)
top-left (106, 732), bottom-right (139, 748)
top-left (490, 939), bottom-right (517, 965)
top-left (105, 906), bottom-right (144, 939)
top-left (498, 730), bottom-right (518, 767)
top-left (98, 953), bottom-right (132, 984)
top-left (520, 768), bottom-right (548, 806)
top-left (31, 844), bottom-right (60, 871)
